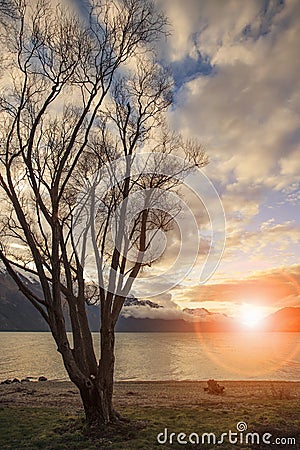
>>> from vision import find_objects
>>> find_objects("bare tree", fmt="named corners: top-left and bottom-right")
top-left (0, 0), bottom-right (17, 20)
top-left (0, 0), bottom-right (207, 426)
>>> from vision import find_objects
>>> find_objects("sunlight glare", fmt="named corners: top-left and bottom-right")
top-left (239, 304), bottom-right (266, 328)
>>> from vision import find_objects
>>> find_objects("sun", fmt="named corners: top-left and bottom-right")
top-left (239, 304), bottom-right (266, 328)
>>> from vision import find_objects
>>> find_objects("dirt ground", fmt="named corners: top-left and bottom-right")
top-left (1, 380), bottom-right (299, 413)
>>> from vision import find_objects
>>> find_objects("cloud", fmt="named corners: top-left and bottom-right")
top-left (158, 0), bottom-right (300, 191)
top-left (225, 219), bottom-right (300, 256)
top-left (173, 264), bottom-right (300, 311)
top-left (66, 0), bottom-right (300, 307)
top-left (121, 293), bottom-right (185, 320)
top-left (122, 291), bottom-right (233, 322)
top-left (157, 0), bottom-right (266, 61)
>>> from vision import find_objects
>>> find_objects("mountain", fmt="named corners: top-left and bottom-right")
top-left (183, 307), bottom-right (230, 322)
top-left (262, 307), bottom-right (300, 332)
top-left (0, 268), bottom-right (163, 331)
top-left (123, 295), bottom-right (162, 309)
top-left (115, 317), bottom-right (228, 332)
top-left (0, 268), bottom-right (234, 331)
top-left (118, 305), bottom-right (300, 332)
top-left (1, 266), bottom-right (299, 332)
top-left (0, 268), bottom-right (50, 331)
top-left (183, 307), bottom-right (211, 316)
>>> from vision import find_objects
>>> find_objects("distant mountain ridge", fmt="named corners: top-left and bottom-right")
top-left (0, 268), bottom-right (164, 331)
top-left (0, 267), bottom-right (299, 331)
top-left (0, 267), bottom-right (49, 331)
top-left (183, 307), bottom-right (230, 321)
top-left (261, 307), bottom-right (300, 332)
top-left (124, 296), bottom-right (162, 309)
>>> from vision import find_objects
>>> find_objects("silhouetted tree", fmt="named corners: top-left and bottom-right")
top-left (0, 0), bottom-right (207, 425)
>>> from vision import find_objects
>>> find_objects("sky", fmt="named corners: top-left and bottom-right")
top-left (3, 0), bottom-right (299, 321)
top-left (139, 0), bottom-right (300, 319)
top-left (64, 0), bottom-right (300, 319)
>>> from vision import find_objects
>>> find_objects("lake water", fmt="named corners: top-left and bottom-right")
top-left (1, 332), bottom-right (300, 381)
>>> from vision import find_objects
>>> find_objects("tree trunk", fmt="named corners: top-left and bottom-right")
top-left (78, 324), bottom-right (116, 426)
top-left (79, 379), bottom-right (110, 426)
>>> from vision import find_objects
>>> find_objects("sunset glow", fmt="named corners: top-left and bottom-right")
top-left (239, 304), bottom-right (267, 328)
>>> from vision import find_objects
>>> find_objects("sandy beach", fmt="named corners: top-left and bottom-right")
top-left (1, 380), bottom-right (300, 412)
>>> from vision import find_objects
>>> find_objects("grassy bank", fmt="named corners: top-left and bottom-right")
top-left (0, 381), bottom-right (300, 449)
top-left (1, 400), bottom-right (300, 450)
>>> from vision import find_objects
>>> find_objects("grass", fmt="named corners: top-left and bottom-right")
top-left (269, 381), bottom-right (293, 400)
top-left (0, 401), bottom-right (299, 449)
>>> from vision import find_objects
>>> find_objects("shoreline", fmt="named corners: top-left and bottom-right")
top-left (1, 380), bottom-right (300, 412)
top-left (2, 377), bottom-right (300, 382)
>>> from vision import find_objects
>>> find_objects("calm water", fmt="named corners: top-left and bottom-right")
top-left (0, 332), bottom-right (300, 381)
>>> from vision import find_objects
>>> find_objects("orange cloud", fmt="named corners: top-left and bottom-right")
top-left (176, 265), bottom-right (300, 309)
